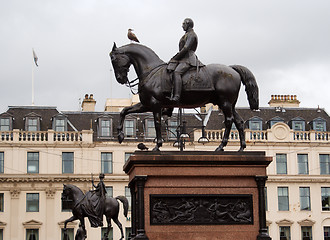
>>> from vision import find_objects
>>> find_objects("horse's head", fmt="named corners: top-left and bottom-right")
top-left (110, 42), bottom-right (131, 85)
top-left (62, 184), bottom-right (73, 201)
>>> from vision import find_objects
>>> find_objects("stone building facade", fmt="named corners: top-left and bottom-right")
top-left (0, 94), bottom-right (329, 239)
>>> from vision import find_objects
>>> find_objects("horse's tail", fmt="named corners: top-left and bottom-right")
top-left (115, 195), bottom-right (129, 217)
top-left (230, 65), bottom-right (259, 110)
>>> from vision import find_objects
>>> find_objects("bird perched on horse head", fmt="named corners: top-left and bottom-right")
top-left (127, 29), bottom-right (140, 43)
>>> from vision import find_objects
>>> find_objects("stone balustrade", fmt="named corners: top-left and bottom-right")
top-left (0, 129), bottom-right (92, 144)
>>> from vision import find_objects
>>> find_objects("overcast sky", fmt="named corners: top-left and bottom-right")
top-left (0, 0), bottom-right (329, 113)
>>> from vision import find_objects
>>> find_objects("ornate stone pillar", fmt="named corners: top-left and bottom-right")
top-left (132, 176), bottom-right (148, 240)
top-left (255, 176), bottom-right (271, 240)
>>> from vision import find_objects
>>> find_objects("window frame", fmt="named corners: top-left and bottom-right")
top-left (145, 118), bottom-right (156, 139)
top-left (25, 117), bottom-right (40, 132)
top-left (26, 193), bottom-right (39, 212)
top-left (312, 117), bottom-right (326, 131)
top-left (26, 229), bottom-right (39, 240)
top-left (299, 187), bottom-right (311, 211)
top-left (0, 193), bottom-right (3, 212)
top-left (248, 117), bottom-right (263, 131)
top-left (298, 154), bottom-right (309, 175)
top-left (322, 187), bottom-right (330, 211)
top-left (0, 152), bottom-right (3, 174)
top-left (0, 117), bottom-right (11, 131)
top-left (124, 119), bottom-right (136, 138)
top-left (279, 226), bottom-right (291, 240)
top-left (125, 152), bottom-right (133, 162)
top-left (98, 117), bottom-right (113, 138)
top-left (166, 119), bottom-right (179, 139)
top-left (27, 152), bottom-right (39, 174)
top-left (62, 152), bottom-right (74, 174)
top-left (301, 226), bottom-right (312, 240)
top-left (101, 152), bottom-right (113, 174)
top-left (278, 187), bottom-right (289, 211)
top-left (291, 117), bottom-right (305, 131)
top-left (320, 154), bottom-right (330, 175)
top-left (276, 153), bottom-right (287, 174)
top-left (53, 116), bottom-right (67, 132)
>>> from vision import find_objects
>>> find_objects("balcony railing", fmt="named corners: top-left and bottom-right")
top-left (195, 129), bottom-right (330, 143)
top-left (0, 129), bottom-right (92, 144)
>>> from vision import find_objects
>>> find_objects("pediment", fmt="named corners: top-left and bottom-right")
top-left (276, 218), bottom-right (294, 225)
top-left (298, 218), bottom-right (315, 226)
top-left (22, 219), bottom-right (42, 228)
top-left (58, 220), bottom-right (77, 228)
top-left (24, 112), bottom-right (42, 118)
top-left (0, 221), bottom-right (7, 227)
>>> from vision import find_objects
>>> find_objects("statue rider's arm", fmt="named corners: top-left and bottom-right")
top-left (172, 34), bottom-right (195, 61)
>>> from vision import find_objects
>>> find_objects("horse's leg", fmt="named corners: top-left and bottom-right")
top-left (113, 217), bottom-right (124, 240)
top-left (64, 215), bottom-right (77, 231)
top-left (79, 217), bottom-right (87, 238)
top-left (233, 108), bottom-right (246, 151)
top-left (216, 101), bottom-right (234, 151)
top-left (118, 103), bottom-right (150, 143)
top-left (102, 216), bottom-right (112, 240)
top-left (152, 109), bottom-right (162, 151)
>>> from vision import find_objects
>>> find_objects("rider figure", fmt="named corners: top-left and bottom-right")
top-left (90, 173), bottom-right (107, 227)
top-left (167, 18), bottom-right (200, 103)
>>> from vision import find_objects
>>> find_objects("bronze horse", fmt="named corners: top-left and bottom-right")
top-left (110, 43), bottom-right (258, 151)
top-left (62, 184), bottom-right (129, 240)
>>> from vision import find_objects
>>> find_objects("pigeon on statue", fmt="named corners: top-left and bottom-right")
top-left (128, 29), bottom-right (140, 43)
top-left (137, 143), bottom-right (148, 151)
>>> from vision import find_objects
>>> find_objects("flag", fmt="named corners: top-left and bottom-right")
top-left (32, 49), bottom-right (38, 67)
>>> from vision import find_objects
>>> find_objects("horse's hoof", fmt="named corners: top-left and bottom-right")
top-left (152, 146), bottom-right (160, 151)
top-left (118, 131), bottom-right (124, 144)
top-left (215, 147), bottom-right (224, 152)
top-left (238, 147), bottom-right (245, 152)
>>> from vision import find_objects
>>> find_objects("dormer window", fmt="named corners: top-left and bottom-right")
top-left (248, 117), bottom-right (263, 130)
top-left (311, 117), bottom-right (326, 131)
top-left (290, 117), bottom-right (305, 131)
top-left (53, 115), bottom-right (68, 132)
top-left (124, 119), bottom-right (136, 138)
top-left (26, 118), bottom-right (39, 131)
top-left (0, 118), bottom-right (11, 131)
top-left (98, 116), bottom-right (112, 138)
top-left (269, 117), bottom-right (284, 128)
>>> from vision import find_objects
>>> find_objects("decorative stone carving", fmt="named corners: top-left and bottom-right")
top-left (10, 188), bottom-right (20, 199)
top-left (22, 219), bottom-right (43, 228)
top-left (150, 194), bottom-right (253, 225)
top-left (45, 187), bottom-right (56, 199)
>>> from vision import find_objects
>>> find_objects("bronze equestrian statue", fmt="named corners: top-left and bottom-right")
top-left (110, 19), bottom-right (259, 152)
top-left (62, 176), bottom-right (129, 240)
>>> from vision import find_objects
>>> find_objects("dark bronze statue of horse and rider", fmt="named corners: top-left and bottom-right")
top-left (62, 174), bottom-right (129, 240)
top-left (110, 18), bottom-right (259, 152)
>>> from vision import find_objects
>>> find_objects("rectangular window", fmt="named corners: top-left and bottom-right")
top-left (125, 152), bottom-right (133, 162)
top-left (167, 120), bottom-right (178, 139)
top-left (0, 118), bottom-right (10, 131)
top-left (61, 228), bottom-right (74, 240)
top-left (101, 153), bottom-right (113, 174)
top-left (278, 187), bottom-right (289, 211)
top-left (61, 193), bottom-right (71, 212)
top-left (101, 227), bottom-right (113, 240)
top-left (250, 120), bottom-right (262, 130)
top-left (314, 121), bottom-right (326, 131)
top-left (100, 119), bottom-right (111, 137)
top-left (324, 226), bottom-right (330, 240)
top-left (27, 152), bottom-right (39, 173)
top-left (26, 193), bottom-right (39, 212)
top-left (55, 119), bottom-right (66, 132)
top-left (125, 186), bottom-right (131, 210)
top-left (0, 229), bottom-right (3, 240)
top-left (124, 120), bottom-right (135, 138)
top-left (125, 227), bottom-right (132, 240)
top-left (27, 118), bottom-right (38, 131)
top-left (0, 152), bottom-right (3, 173)
top-left (26, 229), bottom-right (39, 240)
top-left (300, 187), bottom-right (311, 211)
top-left (0, 193), bottom-right (3, 212)
top-left (146, 119), bottom-right (156, 138)
top-left (62, 152), bottom-right (74, 174)
top-left (280, 226), bottom-right (291, 240)
top-left (298, 154), bottom-right (309, 174)
top-left (320, 154), bottom-right (330, 175)
top-left (293, 121), bottom-right (305, 131)
top-left (105, 186), bottom-right (113, 198)
top-left (276, 154), bottom-right (287, 174)
top-left (301, 226), bottom-right (312, 240)
top-left (322, 187), bottom-right (330, 211)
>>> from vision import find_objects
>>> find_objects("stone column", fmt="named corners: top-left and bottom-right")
top-left (133, 176), bottom-right (148, 240)
top-left (10, 187), bottom-right (20, 240)
top-left (255, 176), bottom-right (271, 240)
top-left (128, 180), bottom-right (137, 239)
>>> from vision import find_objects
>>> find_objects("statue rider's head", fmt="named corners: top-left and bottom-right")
top-left (99, 173), bottom-right (105, 179)
top-left (182, 18), bottom-right (194, 32)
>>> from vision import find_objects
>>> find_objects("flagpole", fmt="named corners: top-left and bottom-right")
top-left (32, 56), bottom-right (35, 106)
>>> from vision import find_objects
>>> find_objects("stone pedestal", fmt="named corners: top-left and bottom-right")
top-left (124, 151), bottom-right (272, 240)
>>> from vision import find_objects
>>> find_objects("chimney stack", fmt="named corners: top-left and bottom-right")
top-left (268, 94), bottom-right (300, 108)
top-left (81, 94), bottom-right (96, 112)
